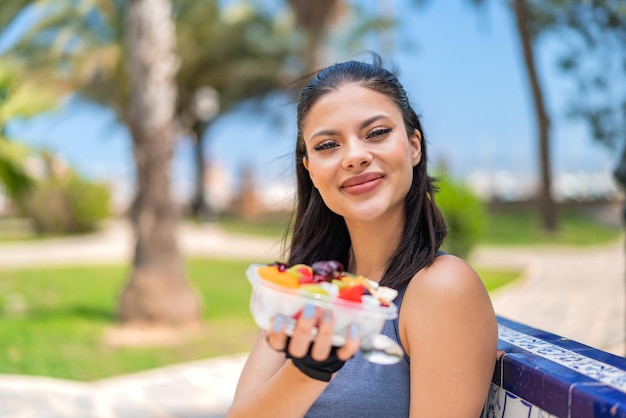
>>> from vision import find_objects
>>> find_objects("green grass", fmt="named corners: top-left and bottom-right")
top-left (212, 213), bottom-right (290, 238)
top-left (0, 259), bottom-right (259, 381)
top-left (481, 208), bottom-right (621, 246)
top-left (213, 207), bottom-right (622, 247)
top-left (477, 268), bottom-right (521, 292)
top-left (0, 259), bottom-right (517, 381)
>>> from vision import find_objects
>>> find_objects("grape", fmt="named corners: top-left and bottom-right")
top-left (312, 274), bottom-right (328, 283)
top-left (327, 260), bottom-right (344, 278)
top-left (270, 261), bottom-right (289, 272)
top-left (311, 260), bottom-right (344, 279)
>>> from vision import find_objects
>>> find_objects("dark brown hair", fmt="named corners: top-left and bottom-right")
top-left (285, 56), bottom-right (447, 289)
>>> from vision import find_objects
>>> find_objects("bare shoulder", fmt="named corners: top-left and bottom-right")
top-left (406, 254), bottom-right (487, 302)
top-left (399, 255), bottom-right (498, 417)
top-left (399, 254), bottom-right (497, 355)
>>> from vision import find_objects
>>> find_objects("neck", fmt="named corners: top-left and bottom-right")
top-left (345, 211), bottom-right (405, 283)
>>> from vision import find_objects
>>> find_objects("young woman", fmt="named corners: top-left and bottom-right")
top-left (228, 57), bottom-right (498, 418)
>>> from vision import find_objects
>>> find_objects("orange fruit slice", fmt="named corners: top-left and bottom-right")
top-left (257, 266), bottom-right (300, 289)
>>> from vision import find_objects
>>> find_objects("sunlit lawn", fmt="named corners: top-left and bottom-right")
top-left (0, 258), bottom-right (518, 381)
top-left (215, 206), bottom-right (622, 246)
top-left (211, 213), bottom-right (290, 238)
top-left (481, 207), bottom-right (621, 246)
top-left (0, 259), bottom-right (258, 381)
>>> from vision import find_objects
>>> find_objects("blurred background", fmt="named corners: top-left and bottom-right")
top-left (0, 0), bottom-right (624, 387)
top-left (2, 0), bottom-right (623, 218)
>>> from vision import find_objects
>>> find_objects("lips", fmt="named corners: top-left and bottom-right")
top-left (341, 172), bottom-right (384, 189)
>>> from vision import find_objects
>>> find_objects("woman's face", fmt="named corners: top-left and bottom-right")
top-left (301, 83), bottom-right (421, 223)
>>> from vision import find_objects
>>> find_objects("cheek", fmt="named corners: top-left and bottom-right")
top-left (306, 158), bottom-right (333, 187)
top-left (307, 163), bottom-right (324, 190)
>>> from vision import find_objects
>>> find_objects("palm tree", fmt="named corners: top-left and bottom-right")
top-left (287, 0), bottom-right (341, 74)
top-left (173, 2), bottom-right (294, 220)
top-left (286, 1), bottom-right (395, 76)
top-left (2, 0), bottom-right (391, 323)
top-left (1, 0), bottom-right (197, 324)
top-left (0, 0), bottom-right (32, 31)
top-left (414, 0), bottom-right (558, 231)
top-left (116, 0), bottom-right (202, 324)
top-left (1, 0), bottom-right (296, 324)
top-left (512, 0), bottom-right (556, 231)
top-left (535, 0), bottom-right (626, 355)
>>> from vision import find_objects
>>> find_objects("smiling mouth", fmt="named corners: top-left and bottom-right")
top-left (346, 178), bottom-right (378, 187)
top-left (342, 174), bottom-right (384, 189)
top-left (341, 174), bottom-right (384, 195)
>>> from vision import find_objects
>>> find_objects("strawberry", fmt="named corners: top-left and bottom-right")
top-left (338, 284), bottom-right (366, 303)
top-left (298, 275), bottom-right (316, 285)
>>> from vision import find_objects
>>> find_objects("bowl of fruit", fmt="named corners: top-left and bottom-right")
top-left (246, 260), bottom-right (399, 348)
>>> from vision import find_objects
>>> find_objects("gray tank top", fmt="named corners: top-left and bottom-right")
top-left (305, 284), bottom-right (411, 417)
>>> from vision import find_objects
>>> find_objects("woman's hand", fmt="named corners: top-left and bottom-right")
top-left (267, 304), bottom-right (360, 381)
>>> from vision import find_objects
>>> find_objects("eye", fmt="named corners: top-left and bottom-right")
top-left (366, 127), bottom-right (392, 140)
top-left (313, 140), bottom-right (338, 151)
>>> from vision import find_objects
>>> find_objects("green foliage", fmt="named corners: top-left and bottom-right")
top-left (0, 62), bottom-right (56, 125)
top-left (3, 0), bottom-right (297, 122)
top-left (0, 0), bottom-right (32, 32)
top-left (0, 61), bottom-right (57, 199)
top-left (18, 174), bottom-right (111, 235)
top-left (528, 1), bottom-right (626, 151)
top-left (435, 176), bottom-right (487, 258)
top-left (175, 1), bottom-right (295, 113)
top-left (0, 140), bottom-right (34, 199)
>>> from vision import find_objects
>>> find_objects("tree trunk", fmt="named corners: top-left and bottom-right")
top-left (190, 120), bottom-right (213, 222)
top-left (513, 0), bottom-right (558, 231)
top-left (287, 0), bottom-right (339, 74)
top-left (118, 0), bottom-right (202, 325)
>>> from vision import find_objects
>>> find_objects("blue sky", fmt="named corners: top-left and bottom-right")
top-left (3, 0), bottom-right (618, 200)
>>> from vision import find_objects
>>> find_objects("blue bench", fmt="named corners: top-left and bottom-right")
top-left (482, 316), bottom-right (626, 418)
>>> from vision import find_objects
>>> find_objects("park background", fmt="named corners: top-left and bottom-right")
top-left (0, 1), bottom-right (624, 413)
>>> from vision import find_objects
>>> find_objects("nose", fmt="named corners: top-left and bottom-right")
top-left (342, 139), bottom-right (373, 170)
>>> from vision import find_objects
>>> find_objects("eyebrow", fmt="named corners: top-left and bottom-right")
top-left (308, 114), bottom-right (390, 141)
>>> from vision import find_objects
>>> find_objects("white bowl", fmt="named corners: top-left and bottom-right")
top-left (246, 264), bottom-right (398, 345)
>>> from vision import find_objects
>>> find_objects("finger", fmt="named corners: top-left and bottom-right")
top-left (310, 309), bottom-right (334, 361)
top-left (336, 323), bottom-right (360, 361)
top-left (288, 303), bottom-right (318, 357)
top-left (266, 314), bottom-right (288, 352)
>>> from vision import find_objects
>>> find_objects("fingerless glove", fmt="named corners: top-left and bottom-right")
top-left (284, 338), bottom-right (345, 382)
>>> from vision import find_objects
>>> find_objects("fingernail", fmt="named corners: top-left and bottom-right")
top-left (323, 309), bottom-right (332, 323)
top-left (303, 303), bottom-right (315, 319)
top-left (273, 315), bottom-right (284, 332)
top-left (349, 323), bottom-right (359, 339)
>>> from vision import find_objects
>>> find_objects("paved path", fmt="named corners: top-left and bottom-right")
top-left (471, 241), bottom-right (625, 355)
top-left (0, 221), bottom-right (283, 269)
top-left (0, 220), bottom-right (624, 417)
top-left (0, 353), bottom-right (248, 418)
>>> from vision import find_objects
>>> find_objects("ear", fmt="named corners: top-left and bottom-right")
top-left (302, 156), bottom-right (317, 188)
top-left (410, 129), bottom-right (422, 166)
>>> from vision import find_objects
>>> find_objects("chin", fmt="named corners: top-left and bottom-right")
top-left (343, 206), bottom-right (391, 223)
